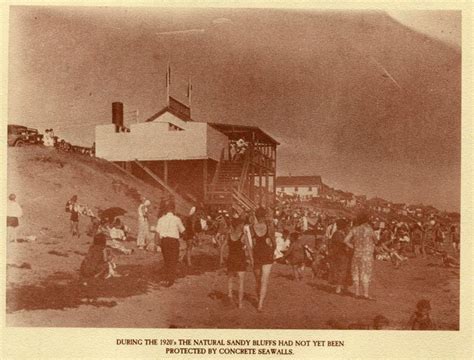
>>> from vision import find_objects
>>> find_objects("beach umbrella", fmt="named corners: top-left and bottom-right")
top-left (100, 207), bottom-right (127, 221)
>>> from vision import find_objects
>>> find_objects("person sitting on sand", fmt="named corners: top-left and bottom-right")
top-left (80, 232), bottom-right (119, 285)
top-left (407, 299), bottom-right (436, 330)
top-left (441, 251), bottom-right (459, 268)
top-left (378, 234), bottom-right (406, 268)
top-left (310, 243), bottom-right (329, 280)
top-left (282, 232), bottom-right (306, 281)
top-left (274, 229), bottom-right (290, 262)
top-left (109, 218), bottom-right (127, 241)
top-left (101, 218), bottom-right (133, 255)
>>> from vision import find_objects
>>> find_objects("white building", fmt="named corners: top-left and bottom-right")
top-left (276, 176), bottom-right (323, 200)
top-left (95, 95), bottom-right (278, 211)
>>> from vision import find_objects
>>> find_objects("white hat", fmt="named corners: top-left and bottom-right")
top-left (144, 200), bottom-right (151, 206)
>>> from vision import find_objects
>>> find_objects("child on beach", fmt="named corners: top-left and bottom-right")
top-left (80, 233), bottom-right (118, 285)
top-left (283, 232), bottom-right (306, 281)
top-left (407, 299), bottom-right (436, 330)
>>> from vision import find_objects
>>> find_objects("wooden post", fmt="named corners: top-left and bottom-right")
top-left (273, 146), bottom-right (277, 205)
top-left (163, 160), bottom-right (168, 184)
top-left (250, 164), bottom-right (255, 201)
top-left (272, 175), bottom-right (276, 206)
top-left (265, 170), bottom-right (269, 206)
top-left (250, 132), bottom-right (256, 202)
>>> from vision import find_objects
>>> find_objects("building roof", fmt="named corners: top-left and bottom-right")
top-left (145, 104), bottom-right (193, 123)
top-left (144, 98), bottom-right (279, 146)
top-left (276, 176), bottom-right (322, 186)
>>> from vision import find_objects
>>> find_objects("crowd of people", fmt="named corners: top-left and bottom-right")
top-left (74, 192), bottom-right (458, 318)
top-left (6, 189), bottom-right (458, 328)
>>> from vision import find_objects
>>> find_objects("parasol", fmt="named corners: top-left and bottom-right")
top-left (99, 207), bottom-right (127, 221)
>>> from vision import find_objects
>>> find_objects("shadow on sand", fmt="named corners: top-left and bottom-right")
top-left (6, 253), bottom-right (220, 313)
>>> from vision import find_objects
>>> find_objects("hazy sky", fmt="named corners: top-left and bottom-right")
top-left (8, 7), bottom-right (461, 211)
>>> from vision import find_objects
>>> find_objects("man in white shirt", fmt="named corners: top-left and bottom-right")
top-left (155, 201), bottom-right (185, 287)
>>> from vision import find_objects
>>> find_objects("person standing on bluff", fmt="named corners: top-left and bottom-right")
top-left (66, 195), bottom-right (81, 237)
top-left (137, 199), bottom-right (151, 250)
top-left (7, 193), bottom-right (23, 242)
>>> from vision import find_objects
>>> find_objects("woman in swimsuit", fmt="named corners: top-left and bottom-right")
top-left (250, 207), bottom-right (276, 312)
top-left (226, 214), bottom-right (252, 308)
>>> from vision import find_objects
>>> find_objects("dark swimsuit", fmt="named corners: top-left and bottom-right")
top-left (227, 231), bottom-right (247, 273)
top-left (252, 223), bottom-right (274, 267)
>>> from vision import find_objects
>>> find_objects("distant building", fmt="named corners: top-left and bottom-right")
top-left (276, 176), bottom-right (323, 200)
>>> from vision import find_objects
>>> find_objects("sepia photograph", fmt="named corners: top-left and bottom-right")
top-left (5, 5), bottom-right (462, 333)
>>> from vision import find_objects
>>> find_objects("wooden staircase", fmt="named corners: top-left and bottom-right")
top-left (132, 160), bottom-right (192, 212)
top-left (206, 154), bottom-right (257, 213)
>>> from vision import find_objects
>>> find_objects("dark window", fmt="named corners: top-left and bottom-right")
top-left (295, 187), bottom-right (298, 192)
top-left (280, 187), bottom-right (284, 191)
top-left (308, 186), bottom-right (312, 191)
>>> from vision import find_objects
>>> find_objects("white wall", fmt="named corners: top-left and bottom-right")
top-left (207, 125), bottom-right (228, 161)
top-left (278, 185), bottom-right (321, 198)
top-left (95, 112), bottom-right (228, 162)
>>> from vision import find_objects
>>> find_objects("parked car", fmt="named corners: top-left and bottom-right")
top-left (8, 124), bottom-right (43, 147)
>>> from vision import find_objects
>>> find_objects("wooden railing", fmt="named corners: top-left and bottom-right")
top-left (232, 188), bottom-right (257, 211)
top-left (238, 150), bottom-right (251, 192)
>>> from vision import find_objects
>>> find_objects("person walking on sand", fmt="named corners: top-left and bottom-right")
top-left (411, 223), bottom-right (424, 258)
top-left (226, 213), bottom-right (252, 308)
top-left (282, 232), bottom-right (306, 281)
top-left (182, 206), bottom-right (200, 267)
top-left (137, 199), bottom-right (150, 250)
top-left (344, 212), bottom-right (378, 301)
top-left (250, 207), bottom-right (275, 312)
top-left (328, 219), bottom-right (352, 294)
top-left (155, 201), bottom-right (185, 287)
top-left (7, 193), bottom-right (23, 242)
